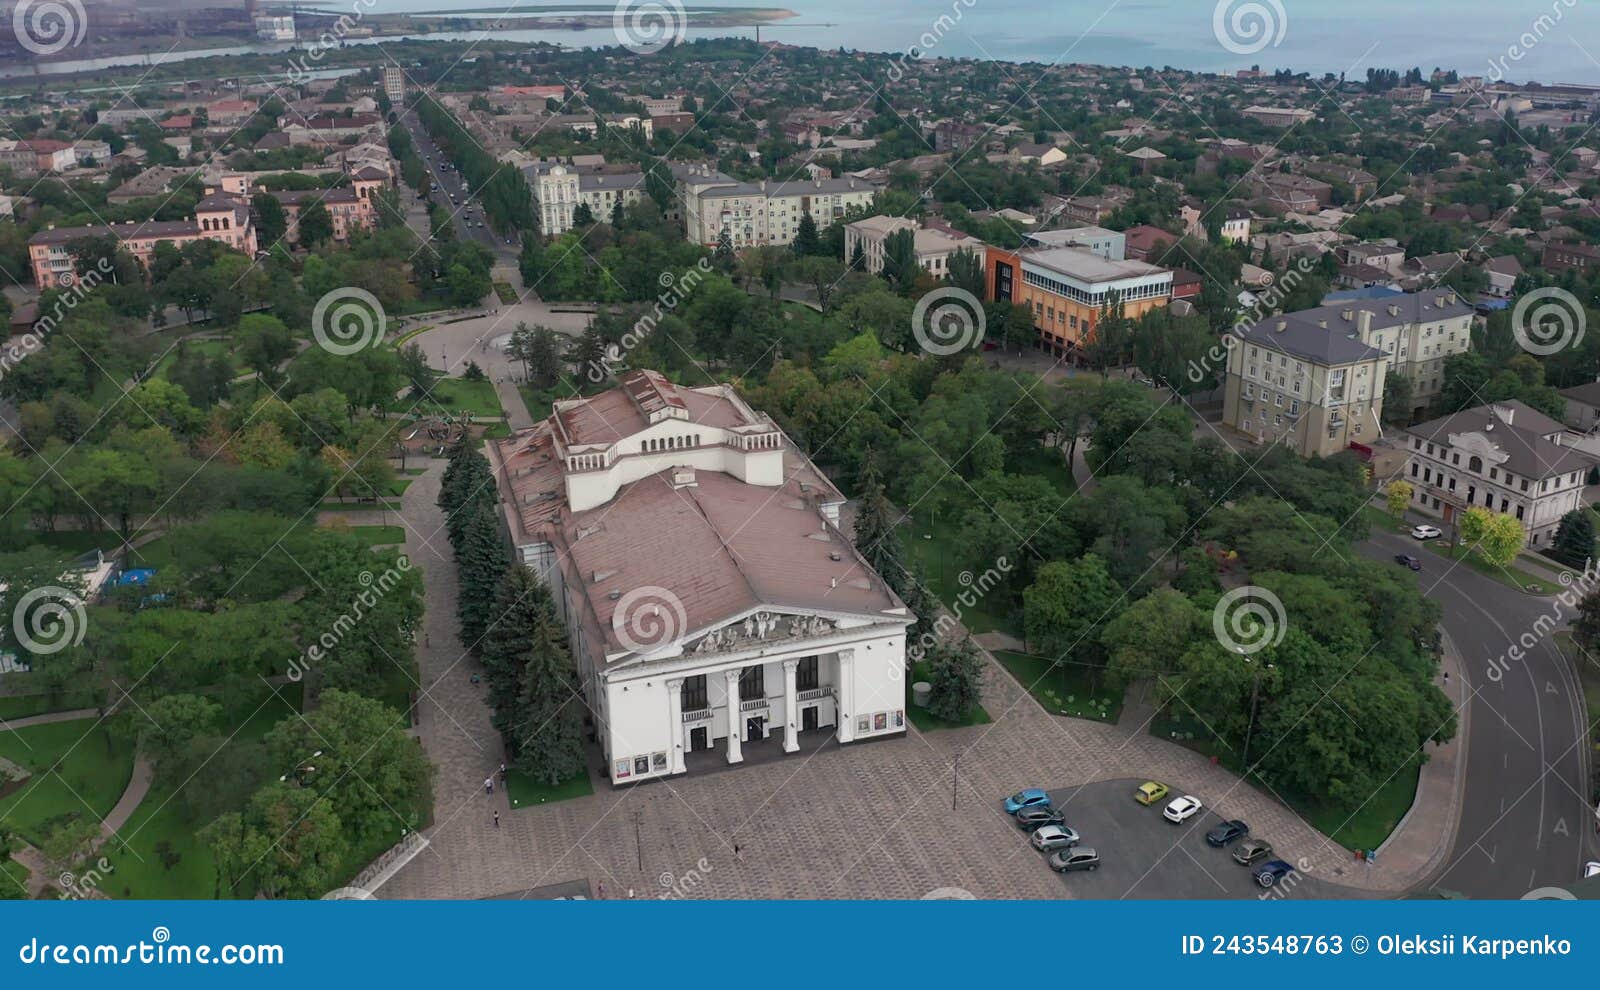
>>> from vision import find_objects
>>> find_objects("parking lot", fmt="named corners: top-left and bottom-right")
top-left (1013, 779), bottom-right (1360, 899)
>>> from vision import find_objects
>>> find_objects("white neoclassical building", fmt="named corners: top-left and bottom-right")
top-left (487, 370), bottom-right (914, 785)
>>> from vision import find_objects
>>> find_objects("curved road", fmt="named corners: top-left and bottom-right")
top-left (1360, 524), bottom-right (1592, 898)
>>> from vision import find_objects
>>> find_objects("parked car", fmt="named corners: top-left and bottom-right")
top-left (1254, 860), bottom-right (1296, 887)
top-left (1048, 847), bottom-right (1100, 872)
top-left (1030, 824), bottom-right (1081, 852)
top-left (1004, 789), bottom-right (1050, 814)
top-left (1394, 553), bottom-right (1421, 571)
top-left (1015, 805), bottom-right (1068, 831)
top-left (1135, 781), bottom-right (1170, 806)
top-left (1163, 795), bottom-right (1203, 823)
top-left (1232, 839), bottom-right (1273, 866)
top-left (1205, 820), bottom-right (1250, 847)
top-left (1411, 525), bottom-right (1442, 540)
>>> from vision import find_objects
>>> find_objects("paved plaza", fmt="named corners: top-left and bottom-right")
top-left (383, 463), bottom-right (1453, 901)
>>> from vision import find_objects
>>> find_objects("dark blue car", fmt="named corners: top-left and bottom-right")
top-left (1254, 859), bottom-right (1296, 888)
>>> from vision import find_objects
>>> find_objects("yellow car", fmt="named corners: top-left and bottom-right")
top-left (1135, 781), bottom-right (1170, 806)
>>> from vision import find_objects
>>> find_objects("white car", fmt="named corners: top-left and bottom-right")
top-left (1162, 795), bottom-right (1203, 824)
top-left (1585, 862), bottom-right (1600, 879)
top-left (1411, 525), bottom-right (1443, 540)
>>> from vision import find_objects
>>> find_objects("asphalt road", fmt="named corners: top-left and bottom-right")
top-left (1359, 522), bottom-right (1592, 898)
top-left (398, 111), bottom-right (522, 266)
top-left (1030, 780), bottom-right (1357, 899)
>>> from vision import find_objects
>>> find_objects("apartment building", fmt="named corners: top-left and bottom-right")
top-left (265, 167), bottom-right (389, 245)
top-left (1289, 291), bottom-right (1473, 419)
top-left (28, 192), bottom-right (256, 288)
top-left (677, 165), bottom-right (880, 249)
top-left (843, 216), bottom-right (986, 279)
top-left (525, 161), bottom-right (646, 235)
top-left (1404, 401), bottom-right (1595, 547)
top-left (1221, 313), bottom-right (1388, 458)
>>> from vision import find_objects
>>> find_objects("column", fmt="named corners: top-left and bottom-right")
top-left (835, 649), bottom-right (855, 744)
top-left (723, 668), bottom-right (743, 764)
top-left (665, 678), bottom-right (685, 774)
top-left (782, 658), bottom-right (800, 754)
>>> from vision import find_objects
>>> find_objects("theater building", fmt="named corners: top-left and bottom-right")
top-left (487, 371), bottom-right (914, 785)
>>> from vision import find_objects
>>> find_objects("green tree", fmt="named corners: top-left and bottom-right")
top-left (793, 212), bottom-right (820, 256)
top-left (1023, 555), bottom-right (1119, 666)
top-left (296, 202), bottom-right (335, 248)
top-left (510, 609), bottom-right (588, 785)
top-left (1552, 508), bottom-right (1597, 567)
top-left (923, 636), bottom-right (984, 723)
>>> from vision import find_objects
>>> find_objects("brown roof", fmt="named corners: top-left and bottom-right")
top-left (487, 374), bottom-right (895, 660)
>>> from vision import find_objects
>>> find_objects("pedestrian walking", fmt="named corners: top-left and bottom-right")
top-left (484, 776), bottom-right (493, 795)
top-left (499, 761), bottom-right (507, 781)
top-left (493, 810), bottom-right (500, 829)
top-left (734, 843), bottom-right (743, 862)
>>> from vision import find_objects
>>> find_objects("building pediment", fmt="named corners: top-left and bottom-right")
top-left (1446, 430), bottom-right (1510, 465)
top-left (684, 609), bottom-right (841, 658)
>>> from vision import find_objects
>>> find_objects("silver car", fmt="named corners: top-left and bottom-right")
top-left (1030, 824), bottom-right (1081, 852)
top-left (1048, 846), bottom-right (1100, 872)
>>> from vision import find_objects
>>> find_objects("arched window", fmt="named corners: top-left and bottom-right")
top-left (1468, 455), bottom-right (1483, 474)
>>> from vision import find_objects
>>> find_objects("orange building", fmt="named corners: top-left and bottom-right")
top-left (986, 243), bottom-right (1173, 358)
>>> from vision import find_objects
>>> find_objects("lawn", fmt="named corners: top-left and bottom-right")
top-left (414, 377), bottom-right (504, 419)
top-left (905, 518), bottom-right (1012, 636)
top-left (0, 691), bottom-right (101, 722)
top-left (0, 718), bottom-right (133, 846)
top-left (341, 525), bottom-right (407, 546)
top-left (318, 499), bottom-right (404, 513)
top-left (506, 770), bottom-right (593, 809)
top-left (1153, 706), bottom-right (1419, 852)
top-left (905, 661), bottom-right (992, 730)
top-left (98, 683), bottom-right (304, 900)
top-left (0, 856), bottom-right (28, 898)
top-left (23, 530), bottom-right (123, 556)
top-left (993, 650), bottom-right (1124, 723)
top-left (493, 281), bottom-right (520, 305)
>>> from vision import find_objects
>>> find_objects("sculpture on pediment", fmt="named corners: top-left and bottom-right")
top-left (686, 610), bottom-right (838, 656)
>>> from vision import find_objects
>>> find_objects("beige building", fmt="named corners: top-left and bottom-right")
top-left (842, 216), bottom-right (986, 279)
top-left (1222, 312), bottom-right (1388, 458)
top-left (1284, 292), bottom-right (1473, 419)
top-left (525, 161), bottom-right (645, 236)
top-left (1404, 401), bottom-right (1595, 548)
top-left (676, 164), bottom-right (880, 249)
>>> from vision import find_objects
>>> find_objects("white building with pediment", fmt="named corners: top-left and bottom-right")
top-left (487, 370), bottom-right (914, 785)
top-left (1403, 400), bottom-right (1597, 548)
